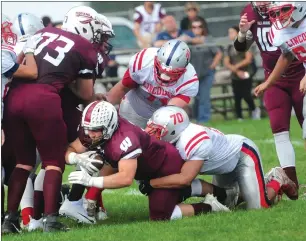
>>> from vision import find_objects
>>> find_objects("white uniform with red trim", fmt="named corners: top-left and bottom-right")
top-left (1, 45), bottom-right (17, 118)
top-left (269, 20), bottom-right (306, 139)
top-left (119, 47), bottom-right (199, 129)
top-left (176, 123), bottom-right (270, 209)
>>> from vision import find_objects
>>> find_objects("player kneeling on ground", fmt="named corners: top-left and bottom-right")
top-left (143, 106), bottom-right (298, 209)
top-left (66, 101), bottom-right (230, 221)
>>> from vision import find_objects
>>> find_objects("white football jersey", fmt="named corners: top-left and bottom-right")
top-left (133, 3), bottom-right (166, 35)
top-left (176, 123), bottom-right (246, 175)
top-left (1, 45), bottom-right (17, 118)
top-left (125, 47), bottom-right (199, 119)
top-left (269, 19), bottom-right (306, 69)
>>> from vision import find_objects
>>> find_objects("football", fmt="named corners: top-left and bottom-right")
top-left (90, 153), bottom-right (104, 170)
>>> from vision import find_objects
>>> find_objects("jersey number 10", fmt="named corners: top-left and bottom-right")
top-left (257, 27), bottom-right (277, 52)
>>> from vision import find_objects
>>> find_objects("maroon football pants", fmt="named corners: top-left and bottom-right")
top-left (5, 84), bottom-right (67, 171)
top-left (264, 80), bottom-right (304, 133)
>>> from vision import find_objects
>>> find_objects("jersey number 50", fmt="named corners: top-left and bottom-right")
top-left (34, 32), bottom-right (75, 66)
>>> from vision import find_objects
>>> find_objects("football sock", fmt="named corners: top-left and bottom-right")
top-left (68, 184), bottom-right (86, 201)
top-left (7, 168), bottom-right (30, 212)
top-left (191, 203), bottom-right (212, 215)
top-left (212, 184), bottom-right (227, 203)
top-left (43, 170), bottom-right (62, 215)
top-left (85, 187), bottom-right (102, 201)
top-left (33, 169), bottom-right (45, 219)
top-left (20, 178), bottom-right (34, 225)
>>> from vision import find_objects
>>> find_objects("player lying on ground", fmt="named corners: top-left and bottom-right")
top-left (66, 101), bottom-right (230, 222)
top-left (234, 1), bottom-right (304, 197)
top-left (254, 1), bottom-right (306, 152)
top-left (143, 106), bottom-right (298, 209)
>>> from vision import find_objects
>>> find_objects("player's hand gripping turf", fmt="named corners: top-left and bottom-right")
top-left (68, 169), bottom-right (93, 187)
top-left (69, 151), bottom-right (104, 175)
top-left (138, 180), bottom-right (153, 196)
top-left (239, 13), bottom-right (255, 34)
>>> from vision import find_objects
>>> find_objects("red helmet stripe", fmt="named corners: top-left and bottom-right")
top-left (84, 101), bottom-right (100, 124)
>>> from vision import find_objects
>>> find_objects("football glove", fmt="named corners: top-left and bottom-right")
top-left (138, 180), bottom-right (153, 196)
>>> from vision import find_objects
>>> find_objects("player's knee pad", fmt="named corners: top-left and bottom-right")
top-left (34, 169), bottom-right (46, 191)
top-left (170, 205), bottom-right (183, 220)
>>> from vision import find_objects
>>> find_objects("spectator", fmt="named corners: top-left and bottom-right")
top-left (223, 26), bottom-right (260, 121)
top-left (190, 17), bottom-right (223, 123)
top-left (106, 55), bottom-right (119, 78)
top-left (133, 1), bottom-right (166, 48)
top-left (42, 16), bottom-right (52, 27)
top-left (180, 2), bottom-right (208, 32)
top-left (153, 15), bottom-right (194, 47)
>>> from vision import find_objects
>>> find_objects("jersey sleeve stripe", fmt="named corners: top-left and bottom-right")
top-left (185, 131), bottom-right (208, 152)
top-left (137, 48), bottom-right (148, 70)
top-left (132, 52), bottom-right (141, 72)
top-left (121, 148), bottom-right (142, 160)
top-left (186, 136), bottom-right (210, 158)
top-left (176, 77), bottom-right (199, 93)
top-left (79, 69), bottom-right (93, 74)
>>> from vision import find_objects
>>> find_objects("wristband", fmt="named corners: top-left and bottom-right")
top-left (237, 31), bottom-right (246, 42)
top-left (68, 152), bottom-right (77, 165)
top-left (89, 176), bottom-right (104, 189)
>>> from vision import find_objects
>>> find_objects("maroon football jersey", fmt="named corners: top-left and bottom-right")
top-left (34, 26), bottom-right (97, 91)
top-left (95, 50), bottom-right (109, 78)
top-left (242, 4), bottom-right (304, 81)
top-left (80, 117), bottom-right (182, 180)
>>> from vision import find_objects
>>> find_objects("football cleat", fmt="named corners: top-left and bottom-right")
top-left (86, 199), bottom-right (97, 218)
top-left (2, 212), bottom-right (21, 234)
top-left (203, 194), bottom-right (230, 212)
top-left (265, 167), bottom-right (298, 200)
top-left (96, 207), bottom-right (108, 221)
top-left (59, 197), bottom-right (96, 224)
top-left (224, 183), bottom-right (239, 209)
top-left (28, 217), bottom-right (43, 232)
top-left (43, 214), bottom-right (69, 233)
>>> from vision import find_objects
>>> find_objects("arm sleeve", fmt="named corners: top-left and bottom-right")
top-left (78, 48), bottom-right (97, 79)
top-left (121, 69), bottom-right (138, 89)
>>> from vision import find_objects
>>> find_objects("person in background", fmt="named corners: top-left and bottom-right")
top-left (180, 2), bottom-right (207, 31)
top-left (106, 55), bottom-right (118, 78)
top-left (133, 1), bottom-right (166, 48)
top-left (190, 17), bottom-right (223, 123)
top-left (153, 15), bottom-right (194, 47)
top-left (223, 26), bottom-right (260, 121)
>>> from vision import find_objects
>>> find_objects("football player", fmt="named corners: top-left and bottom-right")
top-left (82, 38), bottom-right (199, 220)
top-left (2, 6), bottom-right (102, 233)
top-left (144, 106), bottom-right (298, 210)
top-left (59, 13), bottom-right (115, 224)
top-left (254, 1), bottom-right (306, 153)
top-left (234, 2), bottom-right (304, 197)
top-left (67, 101), bottom-right (229, 222)
top-left (1, 14), bottom-right (39, 224)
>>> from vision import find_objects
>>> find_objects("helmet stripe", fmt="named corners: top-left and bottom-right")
top-left (165, 40), bottom-right (181, 66)
top-left (18, 14), bottom-right (25, 35)
top-left (84, 101), bottom-right (99, 124)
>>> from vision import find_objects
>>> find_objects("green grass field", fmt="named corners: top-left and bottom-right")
top-left (3, 117), bottom-right (306, 241)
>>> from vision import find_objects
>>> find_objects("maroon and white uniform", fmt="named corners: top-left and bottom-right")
top-left (268, 20), bottom-right (306, 139)
top-left (5, 26), bottom-right (97, 170)
top-left (80, 117), bottom-right (184, 220)
top-left (242, 4), bottom-right (304, 133)
top-left (133, 3), bottom-right (166, 35)
top-left (119, 47), bottom-right (199, 128)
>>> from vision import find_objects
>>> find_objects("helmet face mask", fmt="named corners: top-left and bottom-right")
top-left (154, 56), bottom-right (187, 87)
top-left (251, 1), bottom-right (272, 18)
top-left (269, 3), bottom-right (295, 30)
top-left (2, 20), bottom-right (17, 46)
top-left (145, 121), bottom-right (168, 140)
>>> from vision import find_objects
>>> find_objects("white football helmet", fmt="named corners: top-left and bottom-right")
top-left (82, 101), bottom-right (118, 143)
top-left (146, 106), bottom-right (190, 143)
top-left (96, 14), bottom-right (115, 55)
top-left (12, 13), bottom-right (44, 42)
top-left (269, 1), bottom-right (306, 30)
top-left (61, 6), bottom-right (104, 44)
top-left (154, 39), bottom-right (191, 87)
top-left (2, 15), bottom-right (17, 46)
